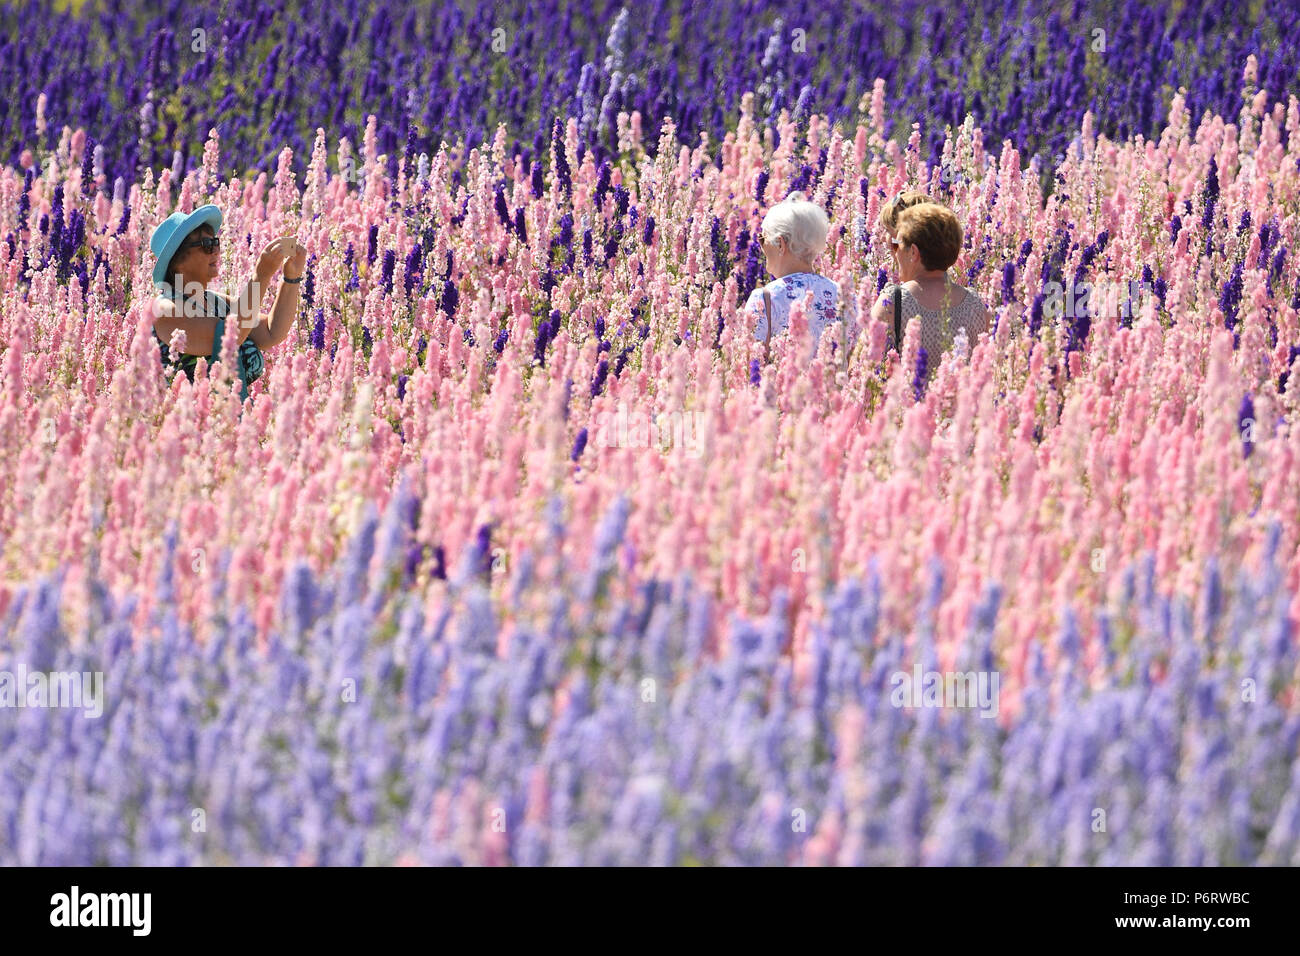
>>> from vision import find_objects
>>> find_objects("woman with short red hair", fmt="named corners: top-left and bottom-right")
top-left (871, 202), bottom-right (990, 382)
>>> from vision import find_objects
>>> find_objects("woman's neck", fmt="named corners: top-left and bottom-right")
top-left (772, 260), bottom-right (815, 279)
top-left (172, 273), bottom-right (206, 300)
top-left (903, 269), bottom-right (949, 286)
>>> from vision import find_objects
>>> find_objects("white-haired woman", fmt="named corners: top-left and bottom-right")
top-left (745, 190), bottom-right (839, 361)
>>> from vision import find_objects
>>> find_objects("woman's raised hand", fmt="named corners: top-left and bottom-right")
top-left (284, 240), bottom-right (307, 279)
top-left (255, 237), bottom-right (298, 281)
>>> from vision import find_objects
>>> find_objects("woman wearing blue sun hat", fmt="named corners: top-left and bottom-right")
top-left (148, 203), bottom-right (305, 401)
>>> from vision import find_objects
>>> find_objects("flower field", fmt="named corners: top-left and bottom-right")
top-left (2, 1), bottom-right (1300, 865)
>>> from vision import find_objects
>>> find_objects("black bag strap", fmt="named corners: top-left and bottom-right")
top-left (892, 284), bottom-right (903, 352)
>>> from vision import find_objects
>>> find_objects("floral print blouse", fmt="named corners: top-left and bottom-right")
top-left (746, 272), bottom-right (840, 353)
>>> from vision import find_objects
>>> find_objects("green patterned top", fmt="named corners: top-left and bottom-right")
top-left (154, 289), bottom-right (265, 401)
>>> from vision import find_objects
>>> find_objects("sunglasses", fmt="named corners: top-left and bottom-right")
top-left (181, 235), bottom-right (221, 254)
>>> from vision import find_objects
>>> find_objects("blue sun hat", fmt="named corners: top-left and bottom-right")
top-left (150, 204), bottom-right (222, 290)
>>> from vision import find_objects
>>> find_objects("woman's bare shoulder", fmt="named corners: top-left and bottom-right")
top-left (148, 294), bottom-right (219, 325)
top-left (147, 294), bottom-right (177, 321)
